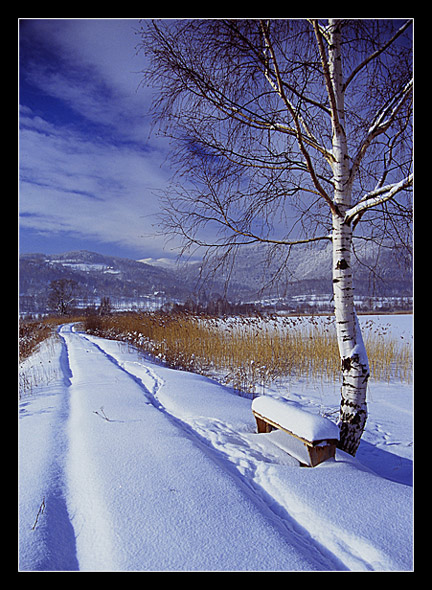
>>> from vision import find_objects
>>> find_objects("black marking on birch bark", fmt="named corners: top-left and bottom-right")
top-left (341, 356), bottom-right (353, 372)
top-left (342, 382), bottom-right (358, 390)
top-left (338, 416), bottom-right (366, 455)
top-left (335, 258), bottom-right (349, 270)
top-left (341, 354), bottom-right (363, 372)
top-left (341, 408), bottom-right (367, 426)
top-left (352, 413), bottom-right (363, 427)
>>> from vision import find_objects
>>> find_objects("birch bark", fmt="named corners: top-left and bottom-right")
top-left (327, 20), bottom-right (369, 455)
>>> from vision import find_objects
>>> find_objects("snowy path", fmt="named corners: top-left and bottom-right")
top-left (19, 324), bottom-right (413, 572)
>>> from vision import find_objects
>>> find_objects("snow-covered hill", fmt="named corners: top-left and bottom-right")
top-left (19, 250), bottom-right (189, 314)
top-left (19, 320), bottom-right (413, 571)
top-left (19, 242), bottom-right (412, 315)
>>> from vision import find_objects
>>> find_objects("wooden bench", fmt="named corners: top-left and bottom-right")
top-left (252, 396), bottom-right (339, 467)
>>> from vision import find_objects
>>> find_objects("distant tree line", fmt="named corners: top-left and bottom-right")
top-left (163, 296), bottom-right (259, 316)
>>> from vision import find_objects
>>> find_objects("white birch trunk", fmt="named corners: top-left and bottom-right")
top-left (332, 213), bottom-right (369, 455)
top-left (329, 20), bottom-right (369, 456)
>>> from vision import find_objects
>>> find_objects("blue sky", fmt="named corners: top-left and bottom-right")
top-left (19, 19), bottom-right (412, 264)
top-left (19, 18), bottom-right (178, 261)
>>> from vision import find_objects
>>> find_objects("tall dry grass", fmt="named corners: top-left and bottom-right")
top-left (19, 321), bottom-right (54, 361)
top-left (19, 336), bottom-right (62, 398)
top-left (83, 312), bottom-right (412, 395)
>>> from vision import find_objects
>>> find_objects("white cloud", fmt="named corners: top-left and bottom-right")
top-left (22, 19), bottom-right (154, 143)
top-left (19, 19), bottom-right (175, 256)
top-left (19, 106), bottom-right (171, 253)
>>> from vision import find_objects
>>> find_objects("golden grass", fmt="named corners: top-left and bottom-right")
top-left (83, 312), bottom-right (412, 394)
top-left (19, 321), bottom-right (55, 361)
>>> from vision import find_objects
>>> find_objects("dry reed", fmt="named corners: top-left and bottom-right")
top-left (83, 312), bottom-right (412, 395)
top-left (19, 321), bottom-right (54, 361)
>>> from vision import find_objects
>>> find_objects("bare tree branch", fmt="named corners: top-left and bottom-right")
top-left (350, 78), bottom-right (413, 181)
top-left (260, 20), bottom-right (337, 214)
top-left (343, 19), bottom-right (412, 91)
top-left (345, 173), bottom-right (413, 225)
top-left (138, 18), bottom-right (412, 260)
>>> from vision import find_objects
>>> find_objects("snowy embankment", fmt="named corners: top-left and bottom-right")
top-left (19, 320), bottom-right (413, 571)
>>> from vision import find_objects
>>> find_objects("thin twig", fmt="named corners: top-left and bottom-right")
top-left (31, 496), bottom-right (46, 530)
top-left (93, 406), bottom-right (112, 422)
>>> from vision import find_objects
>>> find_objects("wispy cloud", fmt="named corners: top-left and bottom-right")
top-left (20, 106), bottom-right (170, 252)
top-left (19, 19), bottom-right (172, 257)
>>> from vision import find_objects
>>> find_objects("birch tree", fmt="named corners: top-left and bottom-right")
top-left (137, 18), bottom-right (413, 455)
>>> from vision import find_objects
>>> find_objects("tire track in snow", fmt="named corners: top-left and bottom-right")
top-left (38, 330), bottom-right (80, 571)
top-left (60, 325), bottom-right (128, 570)
top-left (19, 328), bottom-right (80, 571)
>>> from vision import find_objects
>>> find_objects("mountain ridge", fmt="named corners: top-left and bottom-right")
top-left (19, 243), bottom-right (412, 315)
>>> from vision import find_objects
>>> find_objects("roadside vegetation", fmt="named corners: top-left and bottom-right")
top-left (82, 312), bottom-right (412, 395)
top-left (19, 321), bottom-right (54, 361)
top-left (18, 311), bottom-right (412, 399)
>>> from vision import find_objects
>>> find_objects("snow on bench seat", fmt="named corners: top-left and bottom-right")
top-left (251, 396), bottom-right (339, 467)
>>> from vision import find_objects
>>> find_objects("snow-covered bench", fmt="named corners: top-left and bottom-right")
top-left (251, 396), bottom-right (339, 467)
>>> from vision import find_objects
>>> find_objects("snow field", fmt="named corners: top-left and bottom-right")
top-left (19, 320), bottom-right (413, 571)
top-left (83, 329), bottom-right (413, 571)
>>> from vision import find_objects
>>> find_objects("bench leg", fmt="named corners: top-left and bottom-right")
top-left (255, 416), bottom-right (273, 433)
top-left (307, 443), bottom-right (337, 467)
